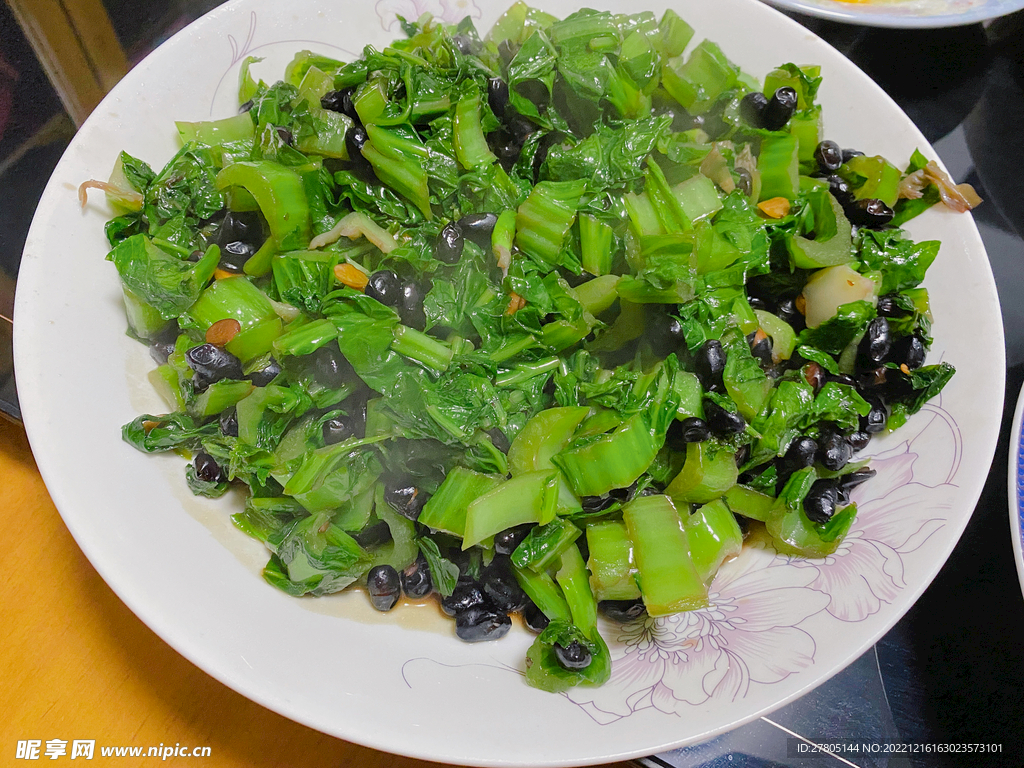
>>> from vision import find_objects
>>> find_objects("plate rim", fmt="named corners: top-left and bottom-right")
top-left (1008, 382), bottom-right (1024, 597)
top-left (12, 0), bottom-right (1006, 764)
top-left (761, 0), bottom-right (1024, 28)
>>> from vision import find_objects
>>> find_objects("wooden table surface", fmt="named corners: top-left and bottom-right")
top-left (0, 417), bottom-right (634, 767)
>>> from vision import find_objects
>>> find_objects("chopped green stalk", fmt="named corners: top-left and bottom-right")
top-left (507, 405), bottom-right (588, 510)
top-left (553, 413), bottom-right (659, 497)
top-left (243, 238), bottom-right (277, 278)
top-left (513, 566), bottom-right (573, 623)
top-left (624, 190), bottom-right (664, 237)
top-left (418, 467), bottom-right (501, 537)
top-left (662, 40), bottom-right (737, 115)
top-left (684, 499), bottom-right (743, 583)
top-left (658, 9), bottom-right (694, 58)
top-left (842, 154), bottom-right (902, 207)
top-left (621, 494), bottom-right (708, 615)
top-left (675, 371), bottom-right (703, 419)
top-left (176, 113), bottom-right (254, 148)
top-left (148, 365), bottom-right (184, 411)
top-left (672, 174), bottom-right (722, 223)
top-left (333, 485), bottom-right (375, 532)
top-left (491, 209), bottom-right (516, 273)
top-left (765, 467), bottom-right (858, 557)
top-left (184, 275), bottom-right (277, 333)
top-left (724, 484), bottom-right (777, 522)
top-left (788, 193), bottom-right (853, 269)
top-left (391, 324), bottom-right (453, 373)
top-left (723, 338), bottom-right (772, 420)
top-left (789, 107), bottom-right (822, 164)
top-left (515, 181), bottom-right (586, 269)
top-left (297, 107), bottom-right (353, 159)
top-left (757, 134), bottom-right (800, 201)
top-left (226, 316), bottom-right (283, 363)
top-left (540, 318), bottom-right (591, 352)
top-left (572, 274), bottom-right (621, 316)
top-left (579, 214), bottom-right (615, 276)
top-left (487, 333), bottom-right (537, 363)
top-left (511, 518), bottom-right (582, 573)
top-left (272, 318), bottom-right (338, 358)
top-left (754, 309), bottom-right (795, 361)
top-left (462, 470), bottom-right (560, 549)
top-left (362, 124), bottom-right (432, 218)
top-left (371, 483), bottom-right (419, 570)
top-left (586, 520), bottom-right (641, 601)
top-left (122, 285), bottom-right (170, 340)
top-left (555, 544), bottom-right (598, 632)
top-left (665, 440), bottom-right (738, 504)
top-left (188, 380), bottom-right (254, 419)
top-left (615, 275), bottom-right (694, 304)
top-left (215, 161), bottom-right (311, 250)
top-left (453, 86), bottom-right (497, 170)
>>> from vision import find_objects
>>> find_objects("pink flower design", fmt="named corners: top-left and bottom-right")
top-left (375, 0), bottom-right (483, 31)
top-left (566, 544), bottom-right (830, 722)
top-left (788, 407), bottom-right (957, 622)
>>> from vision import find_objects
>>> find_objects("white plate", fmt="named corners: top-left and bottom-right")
top-left (13, 0), bottom-right (1004, 765)
top-left (1009, 384), bottom-right (1024, 596)
top-left (761, 0), bottom-right (1024, 28)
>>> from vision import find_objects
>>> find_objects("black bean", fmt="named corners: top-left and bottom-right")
top-left (600, 599), bottom-right (647, 623)
top-left (775, 297), bottom-right (805, 332)
top-left (219, 240), bottom-right (255, 272)
top-left (848, 431), bottom-right (871, 452)
top-left (735, 167), bottom-right (753, 197)
top-left (493, 524), bottom-right (532, 556)
top-left (814, 140), bottom-right (844, 173)
top-left (841, 148), bottom-right (865, 163)
top-left (488, 78), bottom-right (510, 119)
top-left (322, 414), bottom-right (357, 445)
top-left (846, 198), bottom-right (894, 228)
top-left (749, 331), bottom-right (774, 367)
top-left (401, 555), bottom-right (433, 599)
top-left (321, 88), bottom-right (357, 118)
top-left (804, 479), bottom-right (838, 524)
top-left (839, 467), bottom-right (877, 494)
top-left (367, 565), bottom-right (401, 612)
top-left (239, 99), bottom-right (254, 113)
top-left (888, 334), bottom-right (927, 370)
top-left (506, 113), bottom-right (537, 143)
top-left (215, 210), bottom-right (264, 251)
top-left (875, 295), bottom-right (909, 318)
top-left (704, 400), bottom-right (747, 435)
top-left (398, 282), bottom-right (426, 330)
top-left (365, 269), bottom-right (403, 306)
top-left (455, 605), bottom-right (511, 642)
top-left (825, 372), bottom-right (857, 387)
top-left (352, 520), bottom-right (391, 548)
top-left (666, 417), bottom-right (712, 450)
top-left (435, 221), bottom-right (465, 264)
top-left (247, 358), bottom-right (281, 387)
top-left (648, 313), bottom-right (686, 357)
top-left (186, 343), bottom-right (243, 383)
top-left (695, 339), bottom-right (727, 392)
top-left (481, 557), bottom-right (529, 613)
top-left (384, 483), bottom-right (429, 521)
top-left (862, 396), bottom-right (890, 433)
top-left (523, 603), bottom-right (549, 633)
top-left (457, 212), bottom-right (499, 248)
top-left (275, 126), bottom-right (294, 146)
top-left (580, 494), bottom-right (618, 514)
top-left (486, 427), bottom-right (510, 454)
top-left (148, 323), bottom-right (179, 365)
top-left (345, 124), bottom-right (368, 155)
top-left (310, 345), bottom-right (355, 388)
top-left (783, 436), bottom-right (818, 472)
top-left (821, 174), bottom-right (853, 205)
top-left (219, 407), bottom-right (238, 438)
top-left (857, 317), bottom-right (891, 369)
top-left (555, 640), bottom-right (592, 670)
top-left (762, 87), bottom-right (798, 131)
top-left (194, 451), bottom-right (227, 483)
top-left (817, 430), bottom-right (853, 472)
top-left (452, 34), bottom-right (475, 55)
top-left (441, 579), bottom-right (489, 617)
top-left (739, 91), bottom-right (769, 127)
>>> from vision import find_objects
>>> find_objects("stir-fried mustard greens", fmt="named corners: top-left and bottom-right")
top-left (95, 4), bottom-right (968, 692)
